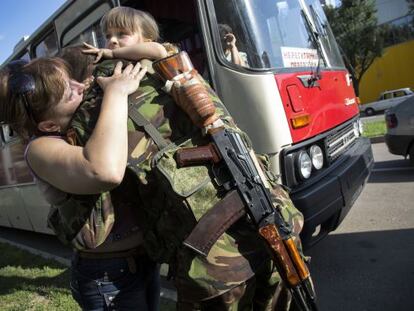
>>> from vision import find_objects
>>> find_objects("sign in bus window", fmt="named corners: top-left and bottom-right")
top-left (281, 47), bottom-right (318, 68)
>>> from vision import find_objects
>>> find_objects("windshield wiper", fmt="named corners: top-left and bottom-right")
top-left (309, 5), bottom-right (334, 54)
top-left (309, 5), bottom-right (328, 38)
top-left (300, 9), bottom-right (326, 87)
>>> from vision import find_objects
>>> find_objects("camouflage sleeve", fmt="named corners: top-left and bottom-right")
top-left (57, 61), bottom-right (120, 251)
top-left (67, 60), bottom-right (118, 146)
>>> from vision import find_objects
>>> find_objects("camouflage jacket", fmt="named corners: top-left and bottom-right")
top-left (64, 59), bottom-right (304, 300)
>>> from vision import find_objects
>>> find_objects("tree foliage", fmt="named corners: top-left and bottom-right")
top-left (382, 22), bottom-right (414, 47)
top-left (408, 0), bottom-right (414, 12)
top-left (408, 0), bottom-right (414, 27)
top-left (324, 0), bottom-right (383, 95)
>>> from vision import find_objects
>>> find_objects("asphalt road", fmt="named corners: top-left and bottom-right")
top-left (306, 142), bottom-right (414, 311)
top-left (1, 141), bottom-right (413, 310)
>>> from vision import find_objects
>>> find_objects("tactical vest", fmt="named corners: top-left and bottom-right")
top-left (50, 60), bottom-right (304, 300)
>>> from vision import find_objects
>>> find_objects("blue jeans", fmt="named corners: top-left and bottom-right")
top-left (70, 253), bottom-right (160, 311)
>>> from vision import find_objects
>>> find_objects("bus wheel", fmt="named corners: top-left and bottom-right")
top-left (365, 108), bottom-right (374, 116)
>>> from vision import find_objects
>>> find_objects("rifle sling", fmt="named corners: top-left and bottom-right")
top-left (183, 190), bottom-right (246, 257)
top-left (128, 94), bottom-right (169, 150)
top-left (127, 74), bottom-right (244, 257)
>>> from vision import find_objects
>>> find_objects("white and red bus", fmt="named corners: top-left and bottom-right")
top-left (0, 0), bottom-right (374, 246)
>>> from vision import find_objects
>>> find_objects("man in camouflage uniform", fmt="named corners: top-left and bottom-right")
top-left (66, 58), bottom-right (305, 310)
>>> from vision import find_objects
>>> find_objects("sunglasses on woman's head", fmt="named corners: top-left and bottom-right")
top-left (7, 59), bottom-right (37, 124)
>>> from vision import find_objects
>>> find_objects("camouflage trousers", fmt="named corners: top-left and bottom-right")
top-left (175, 260), bottom-right (292, 311)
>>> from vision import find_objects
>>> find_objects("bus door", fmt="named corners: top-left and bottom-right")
top-left (0, 124), bottom-right (52, 233)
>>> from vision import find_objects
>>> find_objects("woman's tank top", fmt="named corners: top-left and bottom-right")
top-left (24, 136), bottom-right (68, 205)
top-left (24, 136), bottom-right (143, 252)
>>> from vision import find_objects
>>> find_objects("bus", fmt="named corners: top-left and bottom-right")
top-left (0, 0), bottom-right (374, 246)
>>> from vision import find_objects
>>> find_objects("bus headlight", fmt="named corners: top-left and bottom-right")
top-left (297, 150), bottom-right (312, 179)
top-left (357, 119), bottom-right (363, 135)
top-left (353, 121), bottom-right (360, 137)
top-left (310, 145), bottom-right (324, 170)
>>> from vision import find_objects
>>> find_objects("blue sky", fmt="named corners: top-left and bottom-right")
top-left (0, 0), bottom-right (66, 65)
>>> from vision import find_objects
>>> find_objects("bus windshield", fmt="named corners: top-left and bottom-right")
top-left (210, 0), bottom-right (345, 70)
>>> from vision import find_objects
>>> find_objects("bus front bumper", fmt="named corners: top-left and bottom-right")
top-left (290, 137), bottom-right (374, 247)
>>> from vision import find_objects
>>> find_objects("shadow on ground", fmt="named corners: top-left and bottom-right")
top-left (306, 228), bottom-right (414, 311)
top-left (368, 159), bottom-right (414, 183)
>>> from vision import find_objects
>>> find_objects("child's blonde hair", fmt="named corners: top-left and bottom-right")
top-left (101, 7), bottom-right (160, 42)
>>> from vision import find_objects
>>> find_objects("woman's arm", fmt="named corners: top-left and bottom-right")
top-left (27, 62), bottom-right (147, 194)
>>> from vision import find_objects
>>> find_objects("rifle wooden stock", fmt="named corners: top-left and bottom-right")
top-left (176, 144), bottom-right (221, 167)
top-left (259, 223), bottom-right (316, 310)
top-left (177, 82), bottom-right (219, 128)
top-left (152, 51), bottom-right (219, 128)
top-left (285, 238), bottom-right (310, 280)
top-left (153, 51), bottom-right (194, 81)
top-left (258, 224), bottom-right (302, 287)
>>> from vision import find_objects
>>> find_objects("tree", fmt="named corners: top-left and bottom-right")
top-left (382, 22), bottom-right (414, 47)
top-left (408, 0), bottom-right (414, 28)
top-left (324, 0), bottom-right (383, 95)
top-left (408, 0), bottom-right (414, 12)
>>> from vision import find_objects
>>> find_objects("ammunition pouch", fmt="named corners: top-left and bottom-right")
top-left (143, 135), bottom-right (223, 263)
top-left (47, 192), bottom-right (115, 250)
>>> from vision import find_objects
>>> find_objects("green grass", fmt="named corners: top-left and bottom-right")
top-left (362, 120), bottom-right (387, 138)
top-left (0, 242), bottom-right (79, 311)
top-left (0, 242), bottom-right (176, 311)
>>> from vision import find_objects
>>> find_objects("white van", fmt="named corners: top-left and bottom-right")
top-left (360, 88), bottom-right (414, 116)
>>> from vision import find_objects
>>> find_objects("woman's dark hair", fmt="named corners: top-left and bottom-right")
top-left (59, 45), bottom-right (95, 82)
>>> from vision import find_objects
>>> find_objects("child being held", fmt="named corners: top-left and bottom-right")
top-left (83, 7), bottom-right (177, 63)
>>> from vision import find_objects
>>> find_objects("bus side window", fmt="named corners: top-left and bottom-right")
top-left (19, 52), bottom-right (31, 61)
top-left (1, 124), bottom-right (17, 144)
top-left (59, 2), bottom-right (111, 48)
top-left (0, 125), bottom-right (4, 148)
top-left (34, 31), bottom-right (59, 57)
top-left (66, 22), bottom-right (106, 49)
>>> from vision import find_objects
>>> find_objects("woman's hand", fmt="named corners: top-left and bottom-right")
top-left (82, 42), bottom-right (114, 63)
top-left (81, 76), bottom-right (95, 94)
top-left (96, 62), bottom-right (147, 95)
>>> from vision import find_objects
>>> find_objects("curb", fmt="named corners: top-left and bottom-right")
top-left (369, 136), bottom-right (385, 144)
top-left (0, 237), bottom-right (71, 266)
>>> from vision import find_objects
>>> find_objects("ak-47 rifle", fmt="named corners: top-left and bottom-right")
top-left (153, 52), bottom-right (318, 311)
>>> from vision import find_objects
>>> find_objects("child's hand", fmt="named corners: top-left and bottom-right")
top-left (82, 42), bottom-right (114, 63)
top-left (97, 62), bottom-right (147, 95)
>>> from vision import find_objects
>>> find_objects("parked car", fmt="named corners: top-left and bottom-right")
top-left (360, 88), bottom-right (414, 116)
top-left (384, 96), bottom-right (414, 164)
